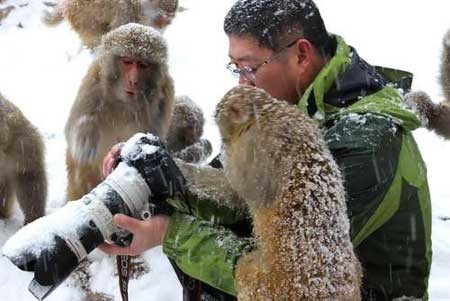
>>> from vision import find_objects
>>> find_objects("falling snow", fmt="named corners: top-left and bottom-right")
top-left (0, 0), bottom-right (449, 300)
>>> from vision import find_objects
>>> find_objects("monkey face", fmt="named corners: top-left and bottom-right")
top-left (152, 14), bottom-right (172, 31)
top-left (117, 56), bottom-right (155, 103)
top-left (141, 0), bottom-right (176, 33)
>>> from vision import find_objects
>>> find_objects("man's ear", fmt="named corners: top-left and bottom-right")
top-left (295, 39), bottom-right (315, 71)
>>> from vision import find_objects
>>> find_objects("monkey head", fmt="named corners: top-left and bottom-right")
top-left (168, 95), bottom-right (205, 150)
top-left (147, 0), bottom-right (179, 31)
top-left (215, 85), bottom-right (288, 145)
top-left (215, 85), bottom-right (290, 206)
top-left (99, 23), bottom-right (169, 103)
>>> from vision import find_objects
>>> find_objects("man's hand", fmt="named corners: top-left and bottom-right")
top-left (98, 214), bottom-right (170, 256)
top-left (102, 144), bottom-right (122, 178)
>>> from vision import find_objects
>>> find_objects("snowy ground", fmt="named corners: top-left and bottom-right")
top-left (0, 0), bottom-right (449, 300)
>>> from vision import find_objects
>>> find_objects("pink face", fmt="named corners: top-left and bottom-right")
top-left (152, 14), bottom-right (171, 30)
top-left (118, 56), bottom-right (153, 101)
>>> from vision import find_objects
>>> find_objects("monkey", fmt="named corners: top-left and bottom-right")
top-left (403, 29), bottom-right (450, 140)
top-left (166, 95), bottom-right (213, 164)
top-left (404, 91), bottom-right (450, 139)
top-left (42, 0), bottom-right (179, 49)
top-left (65, 23), bottom-right (175, 201)
top-left (0, 93), bottom-right (47, 225)
top-left (214, 85), bottom-right (362, 300)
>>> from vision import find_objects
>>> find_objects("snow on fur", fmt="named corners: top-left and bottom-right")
top-left (216, 85), bottom-right (361, 300)
top-left (102, 23), bottom-right (168, 63)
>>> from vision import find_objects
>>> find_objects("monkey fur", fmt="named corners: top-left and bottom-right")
top-left (42, 0), bottom-right (179, 49)
top-left (404, 29), bottom-right (450, 140)
top-left (215, 85), bottom-right (362, 300)
top-left (404, 91), bottom-right (450, 139)
top-left (440, 28), bottom-right (450, 103)
top-left (65, 24), bottom-right (175, 201)
top-left (0, 93), bottom-right (47, 224)
top-left (167, 95), bottom-right (212, 163)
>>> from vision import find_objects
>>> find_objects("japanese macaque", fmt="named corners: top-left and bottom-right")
top-left (42, 0), bottom-right (178, 49)
top-left (65, 23), bottom-right (174, 201)
top-left (167, 95), bottom-right (212, 163)
top-left (404, 29), bottom-right (450, 139)
top-left (0, 93), bottom-right (47, 224)
top-left (215, 85), bottom-right (362, 300)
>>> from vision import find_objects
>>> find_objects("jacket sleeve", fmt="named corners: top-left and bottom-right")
top-left (163, 212), bottom-right (253, 296)
top-left (163, 160), bottom-right (253, 296)
top-left (324, 114), bottom-right (403, 246)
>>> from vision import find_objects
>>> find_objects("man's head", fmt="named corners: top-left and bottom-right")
top-left (224, 0), bottom-right (335, 104)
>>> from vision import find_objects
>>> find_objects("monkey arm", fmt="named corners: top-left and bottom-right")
top-left (162, 159), bottom-right (253, 296)
top-left (66, 114), bottom-right (100, 164)
top-left (171, 139), bottom-right (213, 164)
top-left (405, 91), bottom-right (450, 139)
top-left (170, 159), bottom-right (248, 224)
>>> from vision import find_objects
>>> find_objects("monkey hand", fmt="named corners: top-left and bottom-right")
top-left (404, 91), bottom-right (435, 126)
top-left (172, 138), bottom-right (213, 163)
top-left (102, 143), bottom-right (123, 178)
top-left (98, 214), bottom-right (170, 256)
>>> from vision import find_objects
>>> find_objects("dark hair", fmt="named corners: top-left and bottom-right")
top-left (224, 0), bottom-right (335, 56)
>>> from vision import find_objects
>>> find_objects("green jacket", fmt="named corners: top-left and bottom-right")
top-left (163, 36), bottom-right (432, 300)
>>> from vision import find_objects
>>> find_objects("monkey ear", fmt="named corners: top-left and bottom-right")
top-left (228, 103), bottom-right (251, 125)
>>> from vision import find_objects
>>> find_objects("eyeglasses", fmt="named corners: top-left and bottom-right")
top-left (226, 39), bottom-right (299, 82)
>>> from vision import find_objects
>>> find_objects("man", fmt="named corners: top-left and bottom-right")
top-left (101, 0), bottom-right (432, 300)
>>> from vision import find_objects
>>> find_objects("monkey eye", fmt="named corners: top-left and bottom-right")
top-left (120, 57), bottom-right (134, 65)
top-left (138, 62), bottom-right (151, 69)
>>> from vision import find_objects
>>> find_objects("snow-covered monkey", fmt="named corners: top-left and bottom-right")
top-left (0, 93), bottom-right (47, 225)
top-left (167, 95), bottom-right (213, 164)
top-left (42, 0), bottom-right (178, 49)
top-left (65, 24), bottom-right (174, 201)
top-left (215, 85), bottom-right (362, 300)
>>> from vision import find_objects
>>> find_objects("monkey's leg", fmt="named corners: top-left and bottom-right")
top-left (0, 179), bottom-right (14, 219)
top-left (15, 171), bottom-right (47, 224)
top-left (235, 250), bottom-right (279, 301)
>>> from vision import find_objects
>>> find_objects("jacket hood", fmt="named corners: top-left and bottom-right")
top-left (298, 35), bottom-right (421, 131)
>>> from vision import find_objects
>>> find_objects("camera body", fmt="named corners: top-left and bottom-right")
top-left (2, 133), bottom-right (186, 300)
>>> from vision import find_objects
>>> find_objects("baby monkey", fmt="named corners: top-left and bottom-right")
top-left (167, 95), bottom-right (212, 164)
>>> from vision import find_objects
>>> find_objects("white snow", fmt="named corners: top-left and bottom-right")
top-left (120, 132), bottom-right (160, 161)
top-left (3, 200), bottom-right (91, 259)
top-left (0, 0), bottom-right (449, 300)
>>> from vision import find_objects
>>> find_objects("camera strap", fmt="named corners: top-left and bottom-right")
top-left (117, 254), bottom-right (131, 301)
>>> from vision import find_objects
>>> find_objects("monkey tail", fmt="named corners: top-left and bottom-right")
top-left (405, 91), bottom-right (450, 140)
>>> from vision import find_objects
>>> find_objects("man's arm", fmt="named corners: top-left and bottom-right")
top-left (101, 148), bottom-right (252, 295)
top-left (163, 160), bottom-right (253, 296)
top-left (163, 212), bottom-right (253, 296)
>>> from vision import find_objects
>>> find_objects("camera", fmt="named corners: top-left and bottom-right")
top-left (2, 133), bottom-right (186, 300)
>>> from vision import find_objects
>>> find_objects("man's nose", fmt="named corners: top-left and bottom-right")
top-left (238, 75), bottom-right (255, 86)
